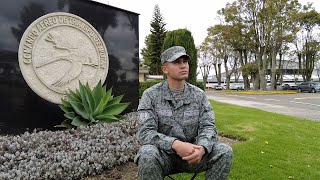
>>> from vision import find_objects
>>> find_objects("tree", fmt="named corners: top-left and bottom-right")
top-left (200, 37), bottom-right (222, 85)
top-left (295, 8), bottom-right (320, 81)
top-left (215, 0), bottom-right (302, 91)
top-left (205, 25), bottom-right (234, 89)
top-left (217, 2), bottom-right (254, 90)
top-left (140, 34), bottom-right (152, 66)
top-left (266, 0), bottom-right (300, 90)
top-left (141, 5), bottom-right (166, 75)
top-left (241, 63), bottom-right (259, 89)
top-left (315, 60), bottom-right (320, 81)
top-left (162, 29), bottom-right (198, 84)
top-left (198, 44), bottom-right (213, 87)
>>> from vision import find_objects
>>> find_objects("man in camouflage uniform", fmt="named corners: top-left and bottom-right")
top-left (135, 46), bottom-right (233, 180)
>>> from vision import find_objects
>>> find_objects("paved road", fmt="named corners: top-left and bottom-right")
top-left (206, 91), bottom-right (320, 122)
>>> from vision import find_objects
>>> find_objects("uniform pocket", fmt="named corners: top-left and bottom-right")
top-left (158, 119), bottom-right (174, 136)
top-left (184, 110), bottom-right (199, 117)
top-left (183, 110), bottom-right (199, 138)
top-left (156, 109), bottom-right (174, 135)
top-left (184, 110), bottom-right (199, 123)
top-left (156, 109), bottom-right (173, 117)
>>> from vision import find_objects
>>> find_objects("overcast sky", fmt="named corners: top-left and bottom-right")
top-left (93, 0), bottom-right (320, 53)
top-left (93, 0), bottom-right (233, 51)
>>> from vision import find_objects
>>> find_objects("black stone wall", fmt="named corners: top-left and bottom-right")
top-left (0, 0), bottom-right (139, 134)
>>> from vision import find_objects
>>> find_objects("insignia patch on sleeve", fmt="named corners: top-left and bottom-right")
top-left (139, 112), bottom-right (150, 122)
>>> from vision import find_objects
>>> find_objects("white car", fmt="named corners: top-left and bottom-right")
top-left (214, 85), bottom-right (223, 90)
top-left (230, 83), bottom-right (244, 90)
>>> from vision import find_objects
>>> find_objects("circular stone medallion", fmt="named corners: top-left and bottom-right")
top-left (18, 12), bottom-right (109, 104)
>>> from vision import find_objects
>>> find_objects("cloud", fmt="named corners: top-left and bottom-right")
top-left (0, 16), bottom-right (18, 51)
top-left (104, 12), bottom-right (138, 70)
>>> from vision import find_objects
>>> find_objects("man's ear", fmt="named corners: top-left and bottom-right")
top-left (161, 65), bottom-right (168, 74)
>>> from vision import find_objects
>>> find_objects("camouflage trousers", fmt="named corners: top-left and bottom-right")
top-left (135, 143), bottom-right (233, 180)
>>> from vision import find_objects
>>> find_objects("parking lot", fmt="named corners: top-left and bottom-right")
top-left (206, 91), bottom-right (320, 122)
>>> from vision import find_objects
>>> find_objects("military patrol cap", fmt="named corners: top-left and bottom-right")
top-left (161, 46), bottom-right (190, 64)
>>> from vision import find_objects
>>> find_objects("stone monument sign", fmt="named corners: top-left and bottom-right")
top-left (0, 0), bottom-right (139, 134)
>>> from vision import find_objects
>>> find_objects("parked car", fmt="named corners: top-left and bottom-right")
top-left (281, 83), bottom-right (298, 90)
top-left (222, 84), bottom-right (227, 89)
top-left (230, 83), bottom-right (244, 90)
top-left (297, 82), bottom-right (320, 93)
top-left (214, 85), bottom-right (223, 90)
top-left (205, 83), bottom-right (214, 89)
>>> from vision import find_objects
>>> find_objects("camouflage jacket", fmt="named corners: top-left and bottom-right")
top-left (138, 80), bottom-right (217, 154)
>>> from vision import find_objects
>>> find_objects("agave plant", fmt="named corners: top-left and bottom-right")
top-left (56, 81), bottom-right (130, 128)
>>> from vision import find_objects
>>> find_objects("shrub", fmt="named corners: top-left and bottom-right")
top-left (139, 80), bottom-right (162, 98)
top-left (194, 81), bottom-right (205, 90)
top-left (139, 80), bottom-right (204, 98)
top-left (57, 81), bottom-right (130, 128)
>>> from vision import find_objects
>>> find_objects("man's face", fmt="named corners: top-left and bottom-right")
top-left (162, 56), bottom-right (189, 81)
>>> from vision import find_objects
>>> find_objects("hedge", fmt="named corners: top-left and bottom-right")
top-left (139, 80), bottom-right (204, 98)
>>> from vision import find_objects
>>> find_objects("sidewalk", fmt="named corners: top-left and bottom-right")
top-left (206, 93), bottom-right (320, 122)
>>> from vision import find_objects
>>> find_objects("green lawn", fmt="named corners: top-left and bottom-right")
top-left (166, 100), bottom-right (320, 180)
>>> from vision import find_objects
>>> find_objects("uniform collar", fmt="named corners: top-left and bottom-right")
top-left (162, 80), bottom-right (191, 104)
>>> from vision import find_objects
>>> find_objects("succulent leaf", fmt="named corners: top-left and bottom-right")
top-left (76, 89), bottom-right (81, 96)
top-left (79, 82), bottom-right (90, 114)
top-left (61, 99), bottom-right (72, 108)
top-left (92, 91), bottom-right (111, 117)
top-left (92, 81), bottom-right (103, 105)
top-left (68, 89), bottom-right (81, 101)
top-left (96, 114), bottom-right (117, 120)
top-left (107, 95), bottom-right (124, 106)
top-left (67, 92), bottom-right (81, 103)
top-left (61, 119), bottom-right (74, 128)
top-left (71, 116), bottom-right (90, 127)
top-left (114, 115), bottom-right (125, 120)
top-left (96, 114), bottom-right (118, 123)
top-left (84, 83), bottom-right (95, 112)
top-left (89, 114), bottom-right (96, 122)
top-left (64, 112), bottom-right (76, 119)
top-left (69, 100), bottom-right (89, 119)
top-left (102, 103), bottom-right (130, 115)
top-left (54, 119), bottom-right (73, 128)
top-left (59, 105), bottom-right (73, 113)
top-left (102, 85), bottom-right (106, 93)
